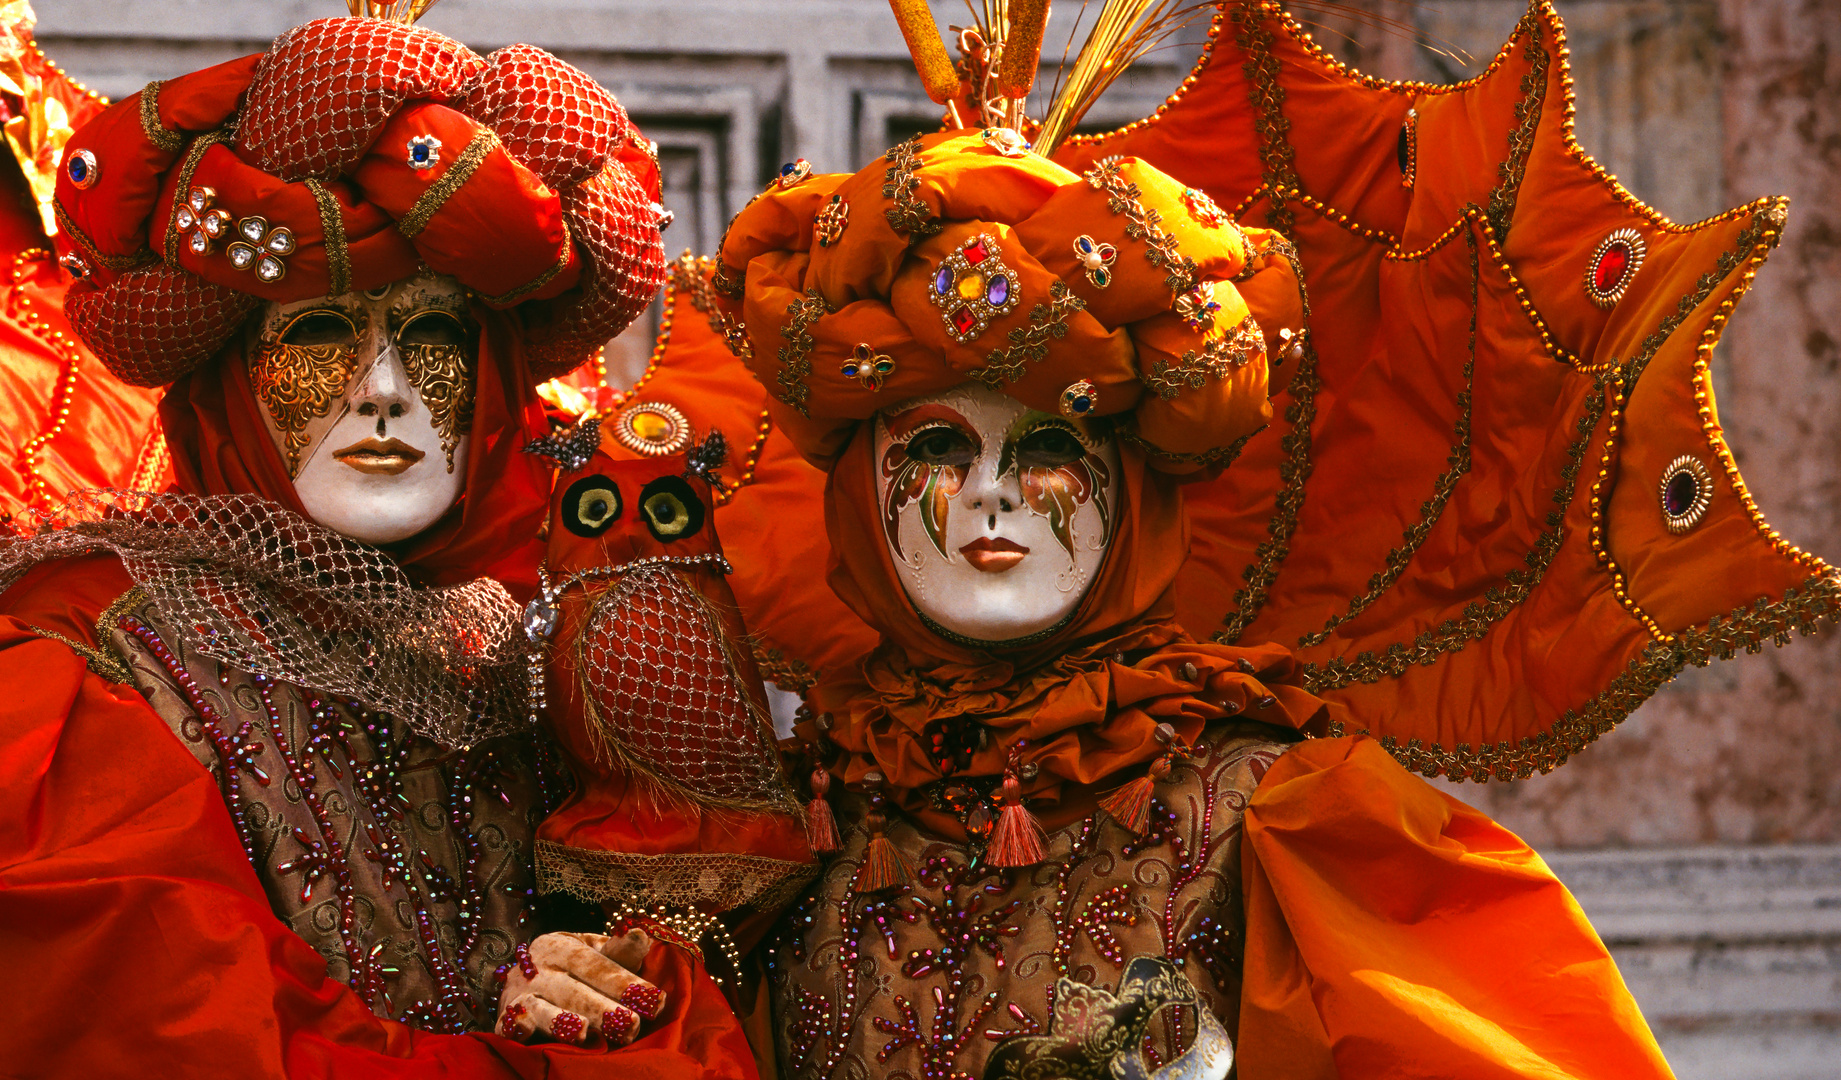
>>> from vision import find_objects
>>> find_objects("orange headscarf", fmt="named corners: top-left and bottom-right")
top-left (159, 304), bottom-right (552, 592)
top-left (808, 419), bottom-right (1330, 835)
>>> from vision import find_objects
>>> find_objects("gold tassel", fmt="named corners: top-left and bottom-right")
top-left (888, 0), bottom-right (963, 104)
top-left (992, 0), bottom-right (1052, 99)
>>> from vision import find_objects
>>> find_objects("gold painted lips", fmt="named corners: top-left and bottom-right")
top-left (960, 536), bottom-right (1029, 573)
top-left (332, 436), bottom-right (426, 475)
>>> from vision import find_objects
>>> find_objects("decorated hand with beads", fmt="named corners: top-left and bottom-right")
top-left (494, 930), bottom-right (664, 1046)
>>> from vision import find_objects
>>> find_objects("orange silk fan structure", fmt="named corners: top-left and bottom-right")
top-left (625, 0), bottom-right (1837, 784)
top-left (1051, 0), bottom-right (1836, 779)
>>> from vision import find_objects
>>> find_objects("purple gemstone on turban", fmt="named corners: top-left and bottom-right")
top-left (987, 274), bottom-right (1010, 305)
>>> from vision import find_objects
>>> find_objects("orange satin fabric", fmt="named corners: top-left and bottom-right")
top-left (160, 305), bottom-right (553, 592)
top-left (0, 559), bottom-right (762, 1079)
top-left (1237, 735), bottom-right (1673, 1079)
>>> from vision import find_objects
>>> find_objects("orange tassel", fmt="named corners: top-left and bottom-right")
top-left (1099, 774), bottom-right (1154, 836)
top-left (806, 768), bottom-right (840, 855)
top-left (987, 773), bottom-right (1045, 867)
top-left (852, 803), bottom-right (913, 892)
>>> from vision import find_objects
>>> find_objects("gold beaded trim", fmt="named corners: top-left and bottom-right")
top-left (52, 201), bottom-right (155, 271)
top-left (881, 134), bottom-right (942, 241)
top-left (971, 280), bottom-right (1085, 387)
top-left (775, 290), bottom-right (831, 416)
top-left (1081, 156), bottom-right (1200, 296)
top-left (1301, 204), bottom-right (1788, 692)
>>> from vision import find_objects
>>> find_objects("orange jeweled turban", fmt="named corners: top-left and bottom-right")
top-left (49, 17), bottom-right (667, 386)
top-left (713, 129), bottom-right (1306, 472)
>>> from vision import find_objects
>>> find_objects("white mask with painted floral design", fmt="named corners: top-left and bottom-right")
top-left (871, 382), bottom-right (1120, 645)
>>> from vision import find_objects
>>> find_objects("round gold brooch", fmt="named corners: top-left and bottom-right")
top-left (1658, 453), bottom-right (1714, 535)
top-left (612, 401), bottom-right (692, 457)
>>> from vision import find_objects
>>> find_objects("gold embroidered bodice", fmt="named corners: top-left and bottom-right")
top-left (771, 722), bottom-right (1289, 1079)
top-left (107, 592), bottom-right (554, 1033)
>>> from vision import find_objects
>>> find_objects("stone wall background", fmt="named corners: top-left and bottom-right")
top-left (30, 1), bottom-right (1841, 1074)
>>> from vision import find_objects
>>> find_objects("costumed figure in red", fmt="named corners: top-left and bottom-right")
top-left (0, 2), bottom-right (759, 1075)
top-left (588, 2), bottom-right (1839, 1077)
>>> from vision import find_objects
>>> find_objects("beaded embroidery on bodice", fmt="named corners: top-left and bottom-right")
top-left (772, 723), bottom-right (1288, 1080)
top-left (107, 591), bottom-right (555, 1033)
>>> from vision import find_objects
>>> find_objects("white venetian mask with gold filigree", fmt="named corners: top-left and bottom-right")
top-left (249, 272), bottom-right (476, 545)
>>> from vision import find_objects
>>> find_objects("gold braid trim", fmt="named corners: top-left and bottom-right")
top-left (1235, 6), bottom-right (1298, 237)
top-left (710, 260), bottom-right (745, 300)
top-left (163, 131), bottom-right (226, 267)
top-left (1299, 206), bottom-right (1776, 690)
top-left (534, 839), bottom-right (818, 914)
top-left (972, 280), bottom-right (1085, 387)
top-left (21, 586), bottom-right (146, 684)
top-left (395, 128), bottom-right (496, 241)
top-left (775, 290), bottom-right (830, 416)
top-left (1121, 423), bottom-right (1263, 470)
top-left (1334, 574), bottom-right (1841, 782)
top-left (750, 639), bottom-right (817, 694)
top-left (1298, 222), bottom-right (1480, 648)
top-left (26, 625), bottom-right (131, 683)
top-left (881, 135), bottom-right (942, 241)
top-left (302, 179), bottom-right (350, 297)
top-left (53, 200), bottom-right (156, 271)
top-left (1484, 10), bottom-right (1548, 241)
top-left (1214, 237), bottom-right (1317, 643)
top-left (137, 80), bottom-right (183, 153)
top-left (1082, 156), bottom-right (1201, 296)
top-left (479, 220), bottom-right (574, 306)
top-left (1140, 317), bottom-right (1265, 400)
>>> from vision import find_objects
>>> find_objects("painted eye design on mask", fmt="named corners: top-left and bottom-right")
top-left (904, 423), bottom-right (978, 468)
top-left (638, 475), bottom-right (707, 542)
top-left (561, 474), bottom-right (623, 537)
top-left (1014, 421), bottom-right (1088, 469)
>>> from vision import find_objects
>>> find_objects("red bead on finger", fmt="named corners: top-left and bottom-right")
top-left (499, 1002), bottom-right (528, 1038)
top-left (515, 943), bottom-right (538, 980)
top-left (618, 982), bottom-right (664, 1019)
top-left (551, 1010), bottom-right (586, 1043)
top-left (602, 1004), bottom-right (640, 1044)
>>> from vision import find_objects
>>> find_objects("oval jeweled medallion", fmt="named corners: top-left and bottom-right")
top-left (1659, 453), bottom-right (1714, 534)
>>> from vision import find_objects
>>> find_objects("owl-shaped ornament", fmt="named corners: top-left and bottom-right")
top-left (524, 428), bottom-right (814, 970)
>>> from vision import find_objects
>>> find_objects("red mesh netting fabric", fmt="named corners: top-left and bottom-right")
top-left (66, 265), bottom-right (261, 387)
top-left (67, 17), bottom-right (665, 386)
top-left (239, 18), bottom-right (485, 182)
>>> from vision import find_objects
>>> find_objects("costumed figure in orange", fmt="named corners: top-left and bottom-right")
top-left (0, 1), bottom-right (172, 521)
top-left (0, 2), bottom-right (763, 1074)
top-left (585, 2), bottom-right (1835, 1077)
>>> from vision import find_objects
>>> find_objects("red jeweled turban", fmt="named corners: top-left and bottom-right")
top-left (51, 17), bottom-right (667, 386)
